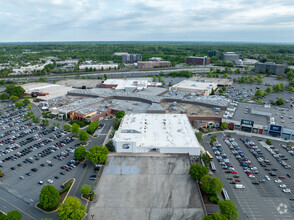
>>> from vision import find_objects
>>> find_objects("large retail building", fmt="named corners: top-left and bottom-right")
top-left (113, 113), bottom-right (201, 155)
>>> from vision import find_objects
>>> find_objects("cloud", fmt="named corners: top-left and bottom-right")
top-left (0, 0), bottom-right (294, 42)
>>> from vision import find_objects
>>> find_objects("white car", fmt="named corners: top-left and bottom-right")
top-left (38, 181), bottom-right (43, 185)
top-left (47, 179), bottom-right (53, 184)
top-left (279, 184), bottom-right (287, 188)
top-left (283, 189), bottom-right (291, 193)
top-left (275, 180), bottom-right (282, 183)
top-left (265, 175), bottom-right (270, 181)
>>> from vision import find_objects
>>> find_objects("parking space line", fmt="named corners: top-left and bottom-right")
top-left (0, 196), bottom-right (34, 220)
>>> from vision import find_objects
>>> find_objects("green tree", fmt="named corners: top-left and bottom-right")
top-left (153, 75), bottom-right (156, 82)
top-left (254, 89), bottom-right (263, 97)
top-left (221, 122), bottom-right (227, 129)
top-left (112, 118), bottom-right (121, 130)
top-left (23, 98), bottom-right (30, 105)
top-left (195, 132), bottom-right (203, 143)
top-left (10, 95), bottom-right (19, 102)
top-left (86, 121), bottom-right (99, 135)
top-left (0, 93), bottom-right (10, 100)
top-left (266, 139), bottom-right (272, 145)
top-left (218, 200), bottom-right (239, 220)
top-left (203, 213), bottom-right (228, 220)
top-left (63, 124), bottom-right (72, 132)
top-left (5, 85), bottom-right (25, 98)
top-left (0, 169), bottom-right (2, 176)
top-left (32, 116), bottom-right (40, 123)
top-left (256, 99), bottom-right (263, 104)
top-left (72, 123), bottom-right (80, 134)
top-left (6, 210), bottom-right (22, 220)
top-left (15, 101), bottom-right (24, 108)
top-left (74, 146), bottom-right (87, 161)
top-left (189, 164), bottom-right (209, 180)
top-left (39, 185), bottom-right (60, 210)
top-left (266, 87), bottom-right (272, 94)
top-left (201, 154), bottom-right (211, 166)
top-left (58, 196), bottom-right (86, 220)
top-left (86, 145), bottom-right (109, 165)
top-left (276, 98), bottom-right (285, 105)
top-left (200, 175), bottom-right (223, 195)
top-left (168, 82), bottom-right (172, 87)
top-left (273, 84), bottom-right (282, 92)
top-left (80, 184), bottom-right (91, 195)
top-left (79, 130), bottom-right (89, 143)
top-left (106, 140), bottom-right (115, 152)
top-left (115, 110), bottom-right (125, 119)
top-left (26, 104), bottom-right (32, 110)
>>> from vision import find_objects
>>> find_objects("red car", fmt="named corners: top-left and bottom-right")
top-left (231, 171), bottom-right (237, 174)
top-left (60, 185), bottom-right (65, 188)
top-left (0, 174), bottom-right (4, 177)
top-left (235, 179), bottom-right (241, 182)
top-left (279, 176), bottom-right (286, 179)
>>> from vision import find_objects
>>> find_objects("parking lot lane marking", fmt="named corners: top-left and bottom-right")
top-left (73, 165), bottom-right (89, 195)
top-left (0, 197), bottom-right (34, 220)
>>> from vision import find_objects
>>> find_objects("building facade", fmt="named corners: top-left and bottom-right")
top-left (137, 61), bottom-right (171, 69)
top-left (186, 57), bottom-right (210, 66)
top-left (122, 54), bottom-right (142, 63)
top-left (221, 52), bottom-right (240, 63)
top-left (254, 62), bottom-right (286, 75)
top-left (208, 50), bottom-right (221, 57)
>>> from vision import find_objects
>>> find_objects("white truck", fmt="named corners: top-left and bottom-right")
top-left (235, 184), bottom-right (245, 189)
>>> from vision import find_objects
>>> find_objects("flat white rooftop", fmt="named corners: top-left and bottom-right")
top-left (22, 83), bottom-right (74, 101)
top-left (114, 113), bottom-right (200, 150)
top-left (103, 79), bottom-right (162, 90)
top-left (171, 80), bottom-right (217, 92)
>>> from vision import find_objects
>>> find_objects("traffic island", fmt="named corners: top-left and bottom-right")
top-left (36, 178), bottom-right (75, 213)
top-left (81, 192), bottom-right (97, 202)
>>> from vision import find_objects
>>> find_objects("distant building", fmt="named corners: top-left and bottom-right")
top-left (137, 60), bottom-right (171, 69)
top-left (103, 79), bottom-right (162, 90)
top-left (208, 50), bottom-right (221, 57)
top-left (79, 63), bottom-right (118, 71)
top-left (56, 59), bottom-right (79, 65)
top-left (113, 113), bottom-right (201, 155)
top-left (148, 57), bottom-right (164, 61)
top-left (254, 62), bottom-right (286, 75)
top-left (221, 52), bottom-right (240, 63)
top-left (122, 54), bottom-right (142, 63)
top-left (170, 80), bottom-right (217, 96)
top-left (186, 56), bottom-right (210, 66)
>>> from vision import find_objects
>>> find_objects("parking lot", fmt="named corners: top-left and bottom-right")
top-left (204, 132), bottom-right (294, 219)
top-left (0, 102), bottom-right (110, 219)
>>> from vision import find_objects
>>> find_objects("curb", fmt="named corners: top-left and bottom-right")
top-left (35, 178), bottom-right (76, 213)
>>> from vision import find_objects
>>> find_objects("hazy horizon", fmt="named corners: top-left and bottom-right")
top-left (1, 0), bottom-right (294, 43)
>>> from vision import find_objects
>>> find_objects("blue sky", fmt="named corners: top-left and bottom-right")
top-left (1, 0), bottom-right (294, 42)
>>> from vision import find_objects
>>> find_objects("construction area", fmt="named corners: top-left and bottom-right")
top-left (88, 154), bottom-right (205, 220)
top-left (160, 101), bottom-right (225, 117)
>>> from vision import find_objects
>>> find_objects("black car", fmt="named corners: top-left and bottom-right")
top-left (82, 163), bottom-right (87, 168)
top-left (40, 163), bottom-right (45, 167)
top-left (227, 177), bottom-right (233, 180)
top-left (31, 168), bottom-right (38, 172)
top-left (54, 176), bottom-right (60, 179)
top-left (252, 181), bottom-right (260, 185)
top-left (229, 181), bottom-right (236, 184)
top-left (287, 174), bottom-right (292, 178)
top-left (10, 167), bottom-right (16, 170)
top-left (25, 172), bottom-right (31, 176)
top-left (17, 163), bottom-right (22, 167)
top-left (60, 172), bottom-right (65, 175)
top-left (48, 163), bottom-right (53, 167)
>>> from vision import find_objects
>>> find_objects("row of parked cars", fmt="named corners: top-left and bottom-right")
top-left (262, 142), bottom-right (291, 169)
top-left (211, 141), bottom-right (241, 184)
top-left (0, 122), bottom-right (35, 139)
top-left (0, 130), bottom-right (73, 164)
top-left (0, 106), bottom-right (28, 130)
top-left (224, 137), bottom-right (265, 185)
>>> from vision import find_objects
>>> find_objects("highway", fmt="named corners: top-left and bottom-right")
top-left (2, 66), bottom-right (227, 83)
